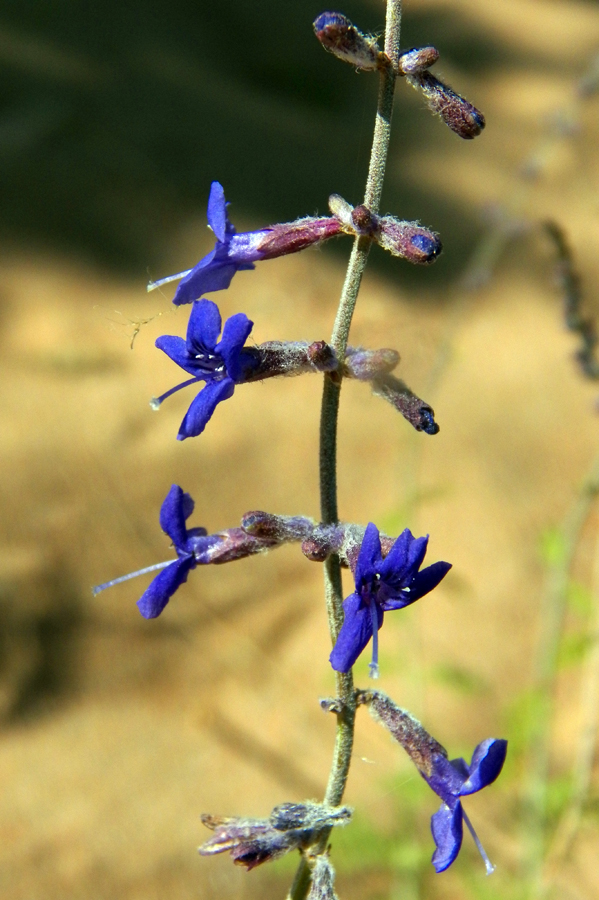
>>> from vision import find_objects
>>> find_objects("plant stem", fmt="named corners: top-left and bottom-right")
top-left (524, 451), bottom-right (599, 897)
top-left (287, 3), bottom-right (402, 898)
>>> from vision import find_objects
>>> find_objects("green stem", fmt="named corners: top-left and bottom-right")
top-left (287, 3), bottom-right (402, 898)
top-left (524, 450), bottom-right (599, 897)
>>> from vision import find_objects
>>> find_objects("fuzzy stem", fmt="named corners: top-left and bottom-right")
top-left (287, 4), bottom-right (402, 899)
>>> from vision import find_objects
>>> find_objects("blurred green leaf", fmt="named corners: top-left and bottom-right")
top-left (539, 527), bottom-right (568, 567)
top-left (566, 581), bottom-right (594, 617)
top-left (557, 631), bottom-right (595, 669)
top-left (432, 663), bottom-right (490, 696)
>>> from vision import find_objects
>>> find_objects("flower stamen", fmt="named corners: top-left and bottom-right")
top-left (461, 809), bottom-right (495, 875)
top-left (150, 376), bottom-right (202, 409)
top-left (92, 560), bottom-right (175, 595)
top-left (369, 597), bottom-right (380, 679)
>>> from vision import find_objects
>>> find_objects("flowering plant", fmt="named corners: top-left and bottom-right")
top-left (95, 2), bottom-right (505, 896)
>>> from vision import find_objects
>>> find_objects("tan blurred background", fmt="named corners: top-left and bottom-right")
top-left (2, 0), bottom-right (599, 897)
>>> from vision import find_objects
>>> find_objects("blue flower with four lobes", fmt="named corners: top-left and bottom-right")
top-left (152, 298), bottom-right (260, 440)
top-left (329, 523), bottom-right (451, 677)
top-left (423, 737), bottom-right (508, 873)
top-left (148, 181), bottom-right (343, 305)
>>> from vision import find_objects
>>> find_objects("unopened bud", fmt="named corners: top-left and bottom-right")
top-left (356, 689), bottom-right (447, 777)
top-left (308, 855), bottom-right (339, 900)
top-left (241, 511), bottom-right (315, 542)
top-left (397, 46), bottom-right (439, 75)
top-left (408, 71), bottom-right (485, 139)
top-left (313, 12), bottom-right (383, 71)
top-left (376, 217), bottom-right (442, 265)
top-left (351, 204), bottom-right (378, 236)
top-left (372, 375), bottom-right (439, 434)
top-left (344, 346), bottom-right (400, 381)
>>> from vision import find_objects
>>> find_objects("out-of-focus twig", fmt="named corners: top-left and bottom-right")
top-left (543, 221), bottom-right (599, 381)
top-left (544, 511), bottom-right (599, 874)
top-left (524, 453), bottom-right (599, 898)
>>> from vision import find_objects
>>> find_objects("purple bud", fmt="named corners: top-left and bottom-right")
top-left (313, 12), bottom-right (382, 71)
top-left (397, 46), bottom-right (440, 75)
top-left (408, 71), bottom-right (485, 139)
top-left (351, 204), bottom-right (378, 236)
top-left (344, 346), bottom-right (400, 381)
top-left (376, 217), bottom-right (442, 265)
top-left (356, 690), bottom-right (447, 777)
top-left (372, 374), bottom-right (439, 434)
top-left (241, 511), bottom-right (315, 542)
top-left (301, 523), bottom-right (345, 562)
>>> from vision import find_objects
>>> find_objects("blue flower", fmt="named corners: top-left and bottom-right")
top-left (329, 523), bottom-right (451, 676)
top-left (152, 298), bottom-right (258, 439)
top-left (423, 738), bottom-right (508, 873)
top-left (358, 690), bottom-right (507, 875)
top-left (93, 485), bottom-right (220, 619)
top-left (148, 182), bottom-right (343, 305)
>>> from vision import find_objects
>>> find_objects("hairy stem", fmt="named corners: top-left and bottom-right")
top-left (287, 3), bottom-right (402, 898)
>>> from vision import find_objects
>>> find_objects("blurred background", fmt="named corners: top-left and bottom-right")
top-left (2, 0), bottom-right (599, 897)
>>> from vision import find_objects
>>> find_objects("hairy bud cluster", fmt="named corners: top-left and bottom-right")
top-left (329, 193), bottom-right (442, 264)
top-left (199, 802), bottom-right (352, 870)
top-left (313, 12), bottom-right (384, 71)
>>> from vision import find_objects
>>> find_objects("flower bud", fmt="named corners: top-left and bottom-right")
top-left (407, 72), bottom-right (485, 139)
top-left (301, 523), bottom-right (345, 562)
top-left (376, 217), bottom-right (442, 265)
top-left (344, 346), bottom-right (400, 381)
top-left (372, 374), bottom-right (439, 434)
top-left (397, 46), bottom-right (439, 75)
top-left (313, 12), bottom-right (383, 71)
top-left (351, 204), bottom-right (378, 236)
top-left (241, 511), bottom-right (315, 542)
